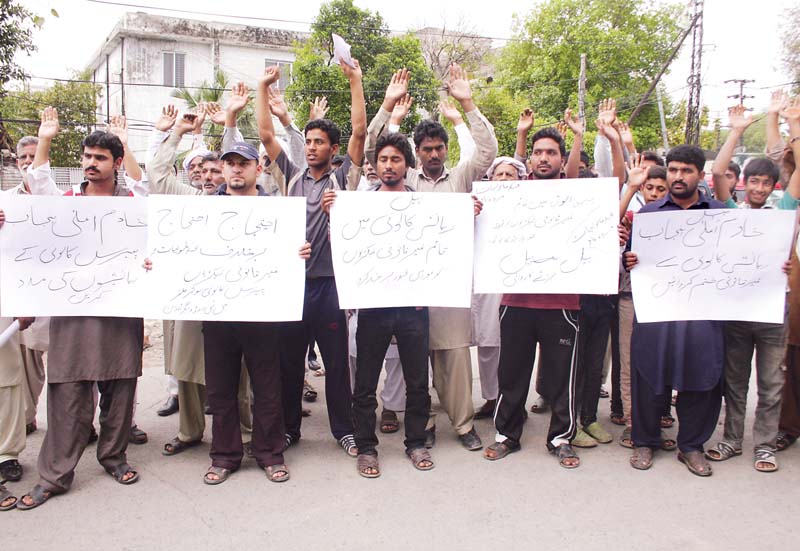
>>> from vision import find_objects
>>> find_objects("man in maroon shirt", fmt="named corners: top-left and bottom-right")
top-left (484, 127), bottom-right (582, 468)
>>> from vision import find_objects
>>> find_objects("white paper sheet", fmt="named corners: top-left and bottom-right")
top-left (330, 191), bottom-right (474, 308)
top-left (332, 33), bottom-right (355, 68)
top-left (472, 178), bottom-right (620, 294)
top-left (0, 195), bottom-right (148, 317)
top-left (144, 195), bottom-right (307, 321)
top-left (631, 208), bottom-right (795, 323)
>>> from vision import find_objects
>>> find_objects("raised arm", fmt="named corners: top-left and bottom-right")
top-left (269, 87), bottom-right (304, 167)
top-left (619, 154), bottom-right (649, 219)
top-left (27, 107), bottom-right (61, 195)
top-left (447, 62), bottom-right (498, 185)
top-left (782, 97), bottom-right (800, 200)
top-left (389, 94), bottom-right (414, 131)
top-left (366, 69), bottom-right (409, 166)
top-left (595, 99), bottom-right (625, 189)
top-left (256, 66), bottom-right (285, 163)
top-left (440, 98), bottom-right (475, 163)
top-left (340, 59), bottom-right (366, 165)
top-left (147, 108), bottom-right (202, 196)
top-left (615, 121), bottom-right (637, 157)
top-left (107, 115), bottom-right (142, 183)
top-left (564, 107), bottom-right (584, 179)
top-left (515, 108), bottom-right (534, 162)
top-left (766, 89), bottom-right (788, 161)
top-left (712, 105), bottom-right (753, 206)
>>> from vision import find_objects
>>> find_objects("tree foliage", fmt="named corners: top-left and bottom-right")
top-left (0, 72), bottom-right (101, 166)
top-left (0, 1), bottom-right (39, 94)
top-left (494, 0), bottom-right (686, 152)
top-left (286, 0), bottom-right (438, 142)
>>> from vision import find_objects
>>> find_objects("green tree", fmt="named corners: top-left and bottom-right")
top-left (286, 0), bottom-right (437, 141)
top-left (0, 1), bottom-right (40, 94)
top-left (0, 71), bottom-right (100, 166)
top-left (496, 0), bottom-right (685, 151)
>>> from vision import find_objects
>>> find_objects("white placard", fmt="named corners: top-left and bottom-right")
top-left (144, 195), bottom-right (306, 321)
top-left (0, 195), bottom-right (148, 317)
top-left (330, 191), bottom-right (474, 308)
top-left (631, 208), bottom-right (795, 323)
top-left (472, 178), bottom-right (620, 294)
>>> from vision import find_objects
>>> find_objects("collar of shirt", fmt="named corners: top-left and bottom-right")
top-left (302, 166), bottom-right (335, 185)
top-left (659, 191), bottom-right (712, 210)
top-left (215, 183), bottom-right (268, 196)
top-left (418, 167), bottom-right (451, 184)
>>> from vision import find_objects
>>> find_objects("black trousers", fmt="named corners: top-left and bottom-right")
top-left (280, 277), bottom-right (352, 441)
top-left (352, 307), bottom-right (430, 455)
top-left (609, 295), bottom-right (623, 417)
top-left (203, 321), bottom-right (284, 470)
top-left (494, 306), bottom-right (580, 450)
top-left (576, 295), bottom-right (616, 425)
top-left (631, 366), bottom-right (722, 453)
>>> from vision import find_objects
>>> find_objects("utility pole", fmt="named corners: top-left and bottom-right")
top-left (685, 0), bottom-right (704, 146)
top-left (578, 53), bottom-right (586, 131)
top-left (725, 78), bottom-right (754, 149)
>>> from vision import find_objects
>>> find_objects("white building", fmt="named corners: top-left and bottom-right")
top-left (86, 12), bottom-right (308, 160)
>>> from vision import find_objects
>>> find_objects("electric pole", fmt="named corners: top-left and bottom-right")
top-left (685, 0), bottom-right (704, 146)
top-left (725, 78), bottom-right (754, 149)
top-left (578, 53), bottom-right (586, 132)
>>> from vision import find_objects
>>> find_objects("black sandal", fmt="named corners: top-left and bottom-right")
top-left (107, 463), bottom-right (139, 485)
top-left (553, 443), bottom-right (580, 469)
top-left (162, 437), bottom-right (202, 456)
top-left (0, 485), bottom-right (17, 511)
top-left (16, 485), bottom-right (54, 511)
top-left (0, 459), bottom-right (22, 482)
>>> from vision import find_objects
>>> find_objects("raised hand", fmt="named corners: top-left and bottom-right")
top-left (598, 98), bottom-right (617, 126)
top-left (260, 66), bottom-right (281, 88)
top-left (107, 115), bottom-right (128, 146)
top-left (155, 104), bottom-right (178, 132)
top-left (175, 111), bottom-right (202, 137)
top-left (768, 89), bottom-right (788, 114)
top-left (340, 58), bottom-right (362, 81)
top-left (206, 102), bottom-right (226, 126)
top-left (626, 153), bottom-right (650, 190)
top-left (438, 98), bottom-right (462, 125)
top-left (227, 82), bottom-right (251, 115)
top-left (310, 96), bottom-right (329, 121)
top-left (595, 117), bottom-right (618, 141)
top-left (564, 108), bottom-right (584, 135)
top-left (391, 95), bottom-right (414, 125)
top-left (615, 120), bottom-right (635, 150)
top-left (446, 62), bottom-right (472, 103)
top-left (38, 106), bottom-right (60, 140)
top-left (517, 108), bottom-right (534, 133)
top-left (556, 120), bottom-right (568, 139)
top-left (780, 96), bottom-right (800, 122)
top-left (268, 88), bottom-right (289, 119)
top-left (728, 104), bottom-right (754, 131)
top-left (385, 68), bottom-right (410, 103)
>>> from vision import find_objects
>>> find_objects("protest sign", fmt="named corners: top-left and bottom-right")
top-left (330, 191), bottom-right (474, 308)
top-left (631, 208), bottom-right (794, 323)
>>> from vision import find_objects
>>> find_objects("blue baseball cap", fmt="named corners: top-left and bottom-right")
top-left (221, 141), bottom-right (259, 161)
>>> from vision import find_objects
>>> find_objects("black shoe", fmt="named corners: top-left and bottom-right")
top-left (157, 395), bottom-right (179, 417)
top-left (459, 428), bottom-right (483, 451)
top-left (88, 425), bottom-right (98, 444)
top-left (204, 403), bottom-right (211, 415)
top-left (129, 425), bottom-right (148, 445)
top-left (307, 358), bottom-right (322, 371)
top-left (26, 421), bottom-right (37, 435)
top-left (424, 427), bottom-right (436, 449)
top-left (0, 460), bottom-right (22, 483)
top-left (474, 400), bottom-right (496, 420)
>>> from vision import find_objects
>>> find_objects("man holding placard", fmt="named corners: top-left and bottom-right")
top-left (624, 145), bottom-right (729, 477)
top-left (703, 101), bottom-right (800, 472)
top-left (366, 64), bottom-right (498, 451)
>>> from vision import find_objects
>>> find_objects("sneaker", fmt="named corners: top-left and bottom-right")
top-left (583, 421), bottom-right (613, 444)
top-left (458, 428), bottom-right (483, 451)
top-left (571, 427), bottom-right (598, 448)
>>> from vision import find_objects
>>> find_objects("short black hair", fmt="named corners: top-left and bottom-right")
top-left (646, 166), bottom-right (667, 181)
top-left (531, 127), bottom-right (566, 158)
top-left (642, 151), bottom-right (665, 166)
top-left (413, 119), bottom-right (449, 148)
top-left (81, 131), bottom-right (124, 160)
top-left (304, 118), bottom-right (341, 147)
top-left (201, 152), bottom-right (221, 163)
top-left (376, 132), bottom-right (415, 168)
top-left (666, 145), bottom-right (705, 172)
top-left (743, 157), bottom-right (779, 185)
top-left (727, 161), bottom-right (741, 180)
top-left (579, 150), bottom-right (590, 166)
top-left (578, 168), bottom-right (597, 179)
top-left (331, 155), bottom-right (346, 167)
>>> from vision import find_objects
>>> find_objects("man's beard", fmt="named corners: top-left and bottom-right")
top-left (531, 165), bottom-right (560, 180)
top-left (381, 176), bottom-right (403, 188)
top-left (670, 180), bottom-right (696, 199)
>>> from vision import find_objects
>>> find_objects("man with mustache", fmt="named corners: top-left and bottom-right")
top-left (365, 64), bottom-right (498, 452)
top-left (623, 145), bottom-right (729, 477)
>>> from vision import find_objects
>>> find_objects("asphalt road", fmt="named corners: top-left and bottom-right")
top-left (5, 321), bottom-right (800, 549)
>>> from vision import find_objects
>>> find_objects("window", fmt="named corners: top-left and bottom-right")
top-left (163, 52), bottom-right (186, 87)
top-left (264, 59), bottom-right (292, 90)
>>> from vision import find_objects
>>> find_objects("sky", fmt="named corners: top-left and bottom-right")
top-left (13, 0), bottom-right (798, 126)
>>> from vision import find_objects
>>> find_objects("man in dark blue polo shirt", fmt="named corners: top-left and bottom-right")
top-left (624, 145), bottom-right (726, 477)
top-left (255, 61), bottom-right (366, 457)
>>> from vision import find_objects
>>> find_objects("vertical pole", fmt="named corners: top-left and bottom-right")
top-left (656, 87), bottom-right (669, 152)
top-left (578, 53), bottom-right (586, 131)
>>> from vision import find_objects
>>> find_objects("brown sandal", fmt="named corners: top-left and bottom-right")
top-left (380, 409), bottom-right (400, 434)
top-left (630, 447), bottom-right (654, 470)
top-left (407, 447), bottom-right (434, 471)
top-left (357, 454), bottom-right (380, 478)
top-left (678, 451), bottom-right (712, 477)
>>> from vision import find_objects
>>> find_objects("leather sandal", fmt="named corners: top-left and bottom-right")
top-left (203, 466), bottom-right (232, 485)
top-left (553, 443), bottom-right (580, 469)
top-left (357, 454), bottom-right (380, 478)
top-left (380, 409), bottom-right (400, 433)
top-left (16, 485), bottom-right (54, 511)
top-left (266, 464), bottom-right (290, 483)
top-left (483, 440), bottom-right (520, 461)
top-left (0, 485), bottom-right (17, 511)
top-left (705, 441), bottom-right (741, 461)
top-left (162, 437), bottom-right (202, 456)
top-left (107, 463), bottom-right (139, 485)
top-left (678, 451), bottom-right (712, 477)
top-left (630, 447), bottom-right (654, 470)
top-left (0, 459), bottom-right (22, 482)
top-left (407, 447), bottom-right (434, 471)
